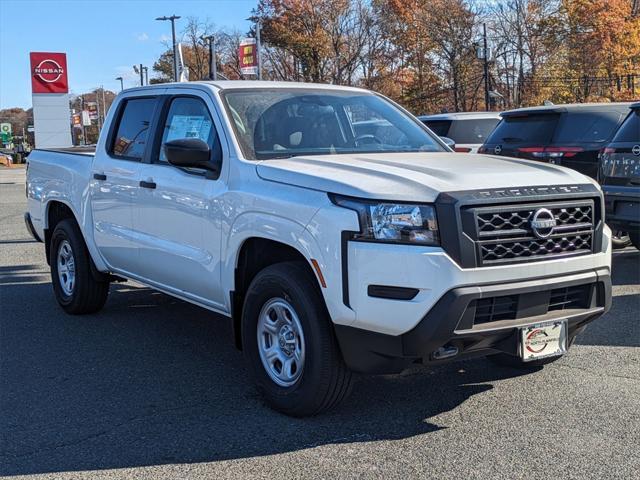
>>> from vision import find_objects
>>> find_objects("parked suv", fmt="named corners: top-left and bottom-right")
top-left (599, 102), bottom-right (640, 249)
top-left (479, 103), bottom-right (631, 179)
top-left (419, 112), bottom-right (501, 153)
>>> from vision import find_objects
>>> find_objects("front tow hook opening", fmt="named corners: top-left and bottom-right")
top-left (431, 344), bottom-right (459, 361)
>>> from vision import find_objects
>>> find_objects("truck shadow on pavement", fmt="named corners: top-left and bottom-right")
top-left (1, 249), bottom-right (637, 476)
top-left (1, 281), bottom-right (528, 476)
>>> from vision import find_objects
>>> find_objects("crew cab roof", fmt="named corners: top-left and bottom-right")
top-left (120, 80), bottom-right (372, 95)
top-left (501, 102), bottom-right (633, 117)
top-left (418, 112), bottom-right (502, 121)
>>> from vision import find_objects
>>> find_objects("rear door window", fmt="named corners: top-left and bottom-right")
top-left (111, 98), bottom-right (157, 159)
top-left (485, 114), bottom-right (559, 145)
top-left (611, 109), bottom-right (640, 143)
top-left (554, 110), bottom-right (627, 143)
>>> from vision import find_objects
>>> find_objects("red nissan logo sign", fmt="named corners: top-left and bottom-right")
top-left (34, 59), bottom-right (64, 83)
top-left (30, 52), bottom-right (69, 94)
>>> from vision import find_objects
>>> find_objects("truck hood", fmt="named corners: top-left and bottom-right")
top-left (256, 152), bottom-right (593, 202)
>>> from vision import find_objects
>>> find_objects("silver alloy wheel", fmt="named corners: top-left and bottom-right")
top-left (57, 239), bottom-right (76, 296)
top-left (257, 298), bottom-right (306, 387)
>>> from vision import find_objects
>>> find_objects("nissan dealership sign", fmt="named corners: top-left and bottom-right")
top-left (30, 52), bottom-right (69, 94)
top-left (29, 52), bottom-right (71, 148)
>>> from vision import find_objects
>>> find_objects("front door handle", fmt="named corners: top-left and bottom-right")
top-left (139, 180), bottom-right (156, 189)
top-left (93, 173), bottom-right (107, 181)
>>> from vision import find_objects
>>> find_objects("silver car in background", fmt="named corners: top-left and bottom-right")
top-left (419, 112), bottom-right (501, 153)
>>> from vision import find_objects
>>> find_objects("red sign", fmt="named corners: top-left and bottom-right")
top-left (239, 38), bottom-right (258, 75)
top-left (30, 52), bottom-right (69, 94)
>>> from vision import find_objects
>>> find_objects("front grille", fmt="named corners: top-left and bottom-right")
top-left (471, 283), bottom-right (593, 325)
top-left (464, 200), bottom-right (596, 266)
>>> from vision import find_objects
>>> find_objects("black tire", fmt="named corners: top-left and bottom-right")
top-left (241, 261), bottom-right (353, 417)
top-left (611, 230), bottom-right (631, 249)
top-left (50, 218), bottom-right (109, 314)
top-left (629, 232), bottom-right (640, 250)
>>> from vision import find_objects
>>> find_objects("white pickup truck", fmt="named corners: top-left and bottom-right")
top-left (25, 81), bottom-right (612, 416)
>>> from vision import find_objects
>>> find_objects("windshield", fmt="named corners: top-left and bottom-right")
top-left (221, 88), bottom-right (446, 160)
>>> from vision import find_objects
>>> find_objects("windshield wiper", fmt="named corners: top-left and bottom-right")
top-left (501, 137), bottom-right (523, 143)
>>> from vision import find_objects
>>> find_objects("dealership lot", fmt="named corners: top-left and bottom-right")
top-left (1, 167), bottom-right (639, 479)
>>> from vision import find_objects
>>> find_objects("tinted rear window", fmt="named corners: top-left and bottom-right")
top-left (611, 109), bottom-right (640, 143)
top-left (423, 120), bottom-right (451, 137)
top-left (111, 98), bottom-right (156, 159)
top-left (485, 114), bottom-right (559, 144)
top-left (555, 110), bottom-right (627, 143)
top-left (447, 118), bottom-right (500, 144)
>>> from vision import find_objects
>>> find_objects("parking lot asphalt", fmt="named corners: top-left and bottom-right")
top-left (1, 167), bottom-right (639, 479)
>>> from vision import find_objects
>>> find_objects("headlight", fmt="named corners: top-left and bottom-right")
top-left (331, 195), bottom-right (439, 245)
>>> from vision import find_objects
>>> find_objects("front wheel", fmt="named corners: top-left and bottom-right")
top-left (50, 219), bottom-right (109, 314)
top-left (241, 262), bottom-right (353, 416)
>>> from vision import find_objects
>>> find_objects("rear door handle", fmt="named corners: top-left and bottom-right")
top-left (139, 180), bottom-right (156, 189)
top-left (93, 173), bottom-right (107, 181)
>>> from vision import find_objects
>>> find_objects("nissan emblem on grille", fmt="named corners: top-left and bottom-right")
top-left (530, 208), bottom-right (557, 239)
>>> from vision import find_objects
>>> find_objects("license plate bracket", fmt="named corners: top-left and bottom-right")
top-left (519, 320), bottom-right (568, 362)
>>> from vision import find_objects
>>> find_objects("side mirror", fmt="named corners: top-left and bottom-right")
top-left (440, 136), bottom-right (456, 149)
top-left (164, 138), bottom-right (220, 175)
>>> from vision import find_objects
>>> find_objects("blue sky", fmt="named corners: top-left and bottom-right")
top-left (0, 0), bottom-right (256, 109)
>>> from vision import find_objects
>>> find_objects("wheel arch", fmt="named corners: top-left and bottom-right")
top-left (230, 236), bottom-right (323, 350)
top-left (44, 200), bottom-right (80, 265)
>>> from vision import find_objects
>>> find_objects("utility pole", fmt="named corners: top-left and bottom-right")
top-left (483, 23), bottom-right (490, 111)
top-left (201, 34), bottom-right (216, 80)
top-left (142, 67), bottom-right (149, 85)
top-left (116, 76), bottom-right (124, 91)
top-left (95, 89), bottom-right (102, 131)
top-left (156, 15), bottom-right (181, 82)
top-left (80, 95), bottom-right (86, 145)
top-left (256, 20), bottom-right (262, 80)
top-left (139, 64), bottom-right (144, 86)
top-left (101, 85), bottom-right (106, 118)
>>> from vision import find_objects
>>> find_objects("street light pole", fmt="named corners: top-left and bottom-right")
top-left (156, 15), bottom-right (181, 82)
top-left (483, 23), bottom-right (490, 111)
top-left (201, 34), bottom-right (216, 80)
top-left (116, 76), bottom-right (123, 91)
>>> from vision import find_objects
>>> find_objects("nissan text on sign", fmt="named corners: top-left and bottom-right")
top-left (30, 52), bottom-right (72, 148)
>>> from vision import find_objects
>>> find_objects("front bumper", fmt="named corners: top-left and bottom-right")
top-left (335, 268), bottom-right (611, 374)
top-left (603, 185), bottom-right (640, 234)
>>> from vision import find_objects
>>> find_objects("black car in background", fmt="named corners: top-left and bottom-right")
top-left (599, 102), bottom-right (640, 250)
top-left (479, 103), bottom-right (631, 179)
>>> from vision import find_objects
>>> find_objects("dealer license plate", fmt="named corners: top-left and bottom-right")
top-left (519, 320), bottom-right (567, 362)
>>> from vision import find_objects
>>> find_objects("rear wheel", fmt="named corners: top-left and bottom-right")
top-left (241, 261), bottom-right (353, 417)
top-left (611, 230), bottom-right (631, 249)
top-left (50, 219), bottom-right (109, 314)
